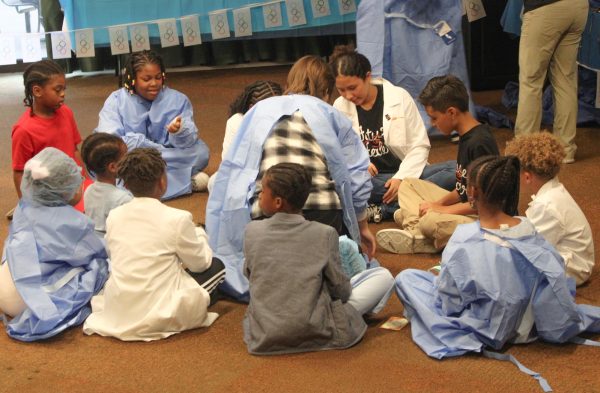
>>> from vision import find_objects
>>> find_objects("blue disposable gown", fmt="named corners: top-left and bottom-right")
top-left (357, 0), bottom-right (475, 134)
top-left (96, 87), bottom-right (209, 199)
top-left (396, 220), bottom-right (600, 359)
top-left (206, 95), bottom-right (372, 301)
top-left (2, 201), bottom-right (109, 341)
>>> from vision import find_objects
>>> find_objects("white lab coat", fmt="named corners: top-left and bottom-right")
top-left (526, 177), bottom-right (595, 285)
top-left (83, 198), bottom-right (218, 341)
top-left (333, 79), bottom-right (431, 180)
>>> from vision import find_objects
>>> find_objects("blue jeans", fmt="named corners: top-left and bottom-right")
top-left (370, 160), bottom-right (456, 220)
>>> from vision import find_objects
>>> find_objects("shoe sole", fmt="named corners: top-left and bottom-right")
top-left (376, 229), bottom-right (414, 254)
top-left (413, 235), bottom-right (439, 254)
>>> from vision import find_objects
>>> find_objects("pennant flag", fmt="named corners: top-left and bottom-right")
top-left (181, 15), bottom-right (202, 47)
top-left (21, 33), bottom-right (44, 63)
top-left (50, 31), bottom-right (72, 59)
top-left (263, 3), bottom-right (283, 28)
top-left (233, 8), bottom-right (252, 38)
top-left (285, 0), bottom-right (307, 27)
top-left (311, 0), bottom-right (331, 18)
top-left (75, 29), bottom-right (95, 58)
top-left (0, 35), bottom-right (17, 65)
top-left (129, 24), bottom-right (150, 52)
top-left (337, 0), bottom-right (356, 15)
top-left (209, 10), bottom-right (231, 40)
top-left (108, 26), bottom-right (130, 55)
top-left (463, 0), bottom-right (486, 22)
top-left (158, 18), bottom-right (180, 48)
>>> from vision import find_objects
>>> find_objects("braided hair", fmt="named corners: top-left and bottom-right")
top-left (329, 44), bottom-right (371, 79)
top-left (229, 81), bottom-right (283, 117)
top-left (467, 155), bottom-right (520, 216)
top-left (264, 163), bottom-right (312, 211)
top-left (121, 50), bottom-right (166, 95)
top-left (117, 148), bottom-right (166, 196)
top-left (81, 133), bottom-right (127, 177)
top-left (23, 60), bottom-right (65, 110)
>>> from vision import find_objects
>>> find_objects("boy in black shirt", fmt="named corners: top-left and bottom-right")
top-left (377, 75), bottom-right (499, 254)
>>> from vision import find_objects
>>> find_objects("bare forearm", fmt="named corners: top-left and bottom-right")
top-left (13, 170), bottom-right (23, 199)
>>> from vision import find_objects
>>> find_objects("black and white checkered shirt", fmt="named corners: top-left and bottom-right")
top-left (251, 110), bottom-right (342, 218)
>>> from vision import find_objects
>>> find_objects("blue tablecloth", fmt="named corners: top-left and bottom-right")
top-left (59, 0), bottom-right (358, 45)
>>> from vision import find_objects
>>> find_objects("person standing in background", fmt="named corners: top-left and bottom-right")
top-left (515, 0), bottom-right (589, 164)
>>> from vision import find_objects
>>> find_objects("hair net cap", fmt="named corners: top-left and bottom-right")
top-left (21, 147), bottom-right (83, 206)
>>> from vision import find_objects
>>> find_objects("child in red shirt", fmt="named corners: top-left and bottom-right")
top-left (11, 60), bottom-right (87, 213)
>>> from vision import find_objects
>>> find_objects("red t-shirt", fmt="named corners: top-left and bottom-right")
top-left (11, 105), bottom-right (82, 170)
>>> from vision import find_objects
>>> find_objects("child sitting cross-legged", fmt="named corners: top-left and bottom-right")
top-left (243, 162), bottom-right (394, 355)
top-left (0, 147), bottom-right (109, 341)
top-left (81, 132), bottom-right (133, 237)
top-left (83, 148), bottom-right (225, 341)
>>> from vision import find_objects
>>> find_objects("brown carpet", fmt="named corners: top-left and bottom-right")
top-left (0, 67), bottom-right (599, 393)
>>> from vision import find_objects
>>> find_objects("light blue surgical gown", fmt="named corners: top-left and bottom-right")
top-left (2, 201), bottom-right (109, 341)
top-left (357, 0), bottom-right (475, 134)
top-left (396, 219), bottom-right (600, 359)
top-left (96, 87), bottom-right (209, 199)
top-left (206, 95), bottom-right (372, 302)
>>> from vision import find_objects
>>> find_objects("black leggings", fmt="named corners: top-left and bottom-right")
top-left (186, 257), bottom-right (226, 306)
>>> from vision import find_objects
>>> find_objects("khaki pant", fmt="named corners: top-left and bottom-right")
top-left (398, 178), bottom-right (476, 250)
top-left (515, 0), bottom-right (589, 159)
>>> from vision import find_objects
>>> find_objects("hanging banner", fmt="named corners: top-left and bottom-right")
top-left (0, 35), bottom-right (17, 65)
top-left (181, 15), bottom-right (202, 47)
top-left (285, 0), bottom-right (307, 27)
top-left (209, 10), bottom-right (231, 40)
top-left (463, 0), bottom-right (486, 22)
top-left (129, 24), bottom-right (150, 52)
top-left (158, 18), bottom-right (180, 48)
top-left (21, 33), bottom-right (44, 63)
top-left (337, 0), bottom-right (356, 15)
top-left (108, 26), bottom-right (130, 55)
top-left (75, 29), bottom-right (95, 58)
top-left (311, 0), bottom-right (331, 18)
top-left (233, 8), bottom-right (252, 38)
top-left (50, 31), bottom-right (72, 59)
top-left (263, 3), bottom-right (283, 28)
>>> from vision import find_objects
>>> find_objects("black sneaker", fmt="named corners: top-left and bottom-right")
top-left (366, 204), bottom-right (383, 223)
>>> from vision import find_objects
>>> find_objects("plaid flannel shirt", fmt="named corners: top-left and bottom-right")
top-left (251, 110), bottom-right (342, 218)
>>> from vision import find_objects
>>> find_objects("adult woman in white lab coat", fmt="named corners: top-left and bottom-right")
top-left (331, 45), bottom-right (455, 222)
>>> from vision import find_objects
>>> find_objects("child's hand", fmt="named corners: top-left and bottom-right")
top-left (368, 162), bottom-right (378, 177)
top-left (382, 178), bottom-right (401, 204)
top-left (419, 201), bottom-right (434, 217)
top-left (167, 116), bottom-right (182, 133)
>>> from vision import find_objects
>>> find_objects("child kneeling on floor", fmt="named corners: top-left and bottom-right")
top-left (83, 148), bottom-right (225, 341)
top-left (243, 163), bottom-right (394, 355)
top-left (505, 132), bottom-right (594, 286)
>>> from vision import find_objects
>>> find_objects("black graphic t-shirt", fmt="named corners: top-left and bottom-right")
top-left (357, 85), bottom-right (400, 174)
top-left (456, 123), bottom-right (499, 202)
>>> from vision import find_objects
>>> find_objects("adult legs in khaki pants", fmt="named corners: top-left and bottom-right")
top-left (515, 0), bottom-right (589, 162)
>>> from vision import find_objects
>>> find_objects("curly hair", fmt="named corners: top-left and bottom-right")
top-left (264, 163), bottom-right (312, 211)
top-left (117, 148), bottom-right (166, 196)
top-left (467, 155), bottom-right (520, 216)
top-left (329, 44), bottom-right (371, 79)
top-left (22, 60), bottom-right (65, 109)
top-left (81, 133), bottom-right (127, 177)
top-left (229, 81), bottom-right (282, 116)
top-left (504, 132), bottom-right (565, 180)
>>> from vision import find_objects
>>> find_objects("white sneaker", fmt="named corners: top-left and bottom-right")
top-left (376, 229), bottom-right (438, 254)
top-left (191, 172), bottom-right (209, 192)
top-left (376, 229), bottom-right (415, 254)
top-left (393, 209), bottom-right (403, 226)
